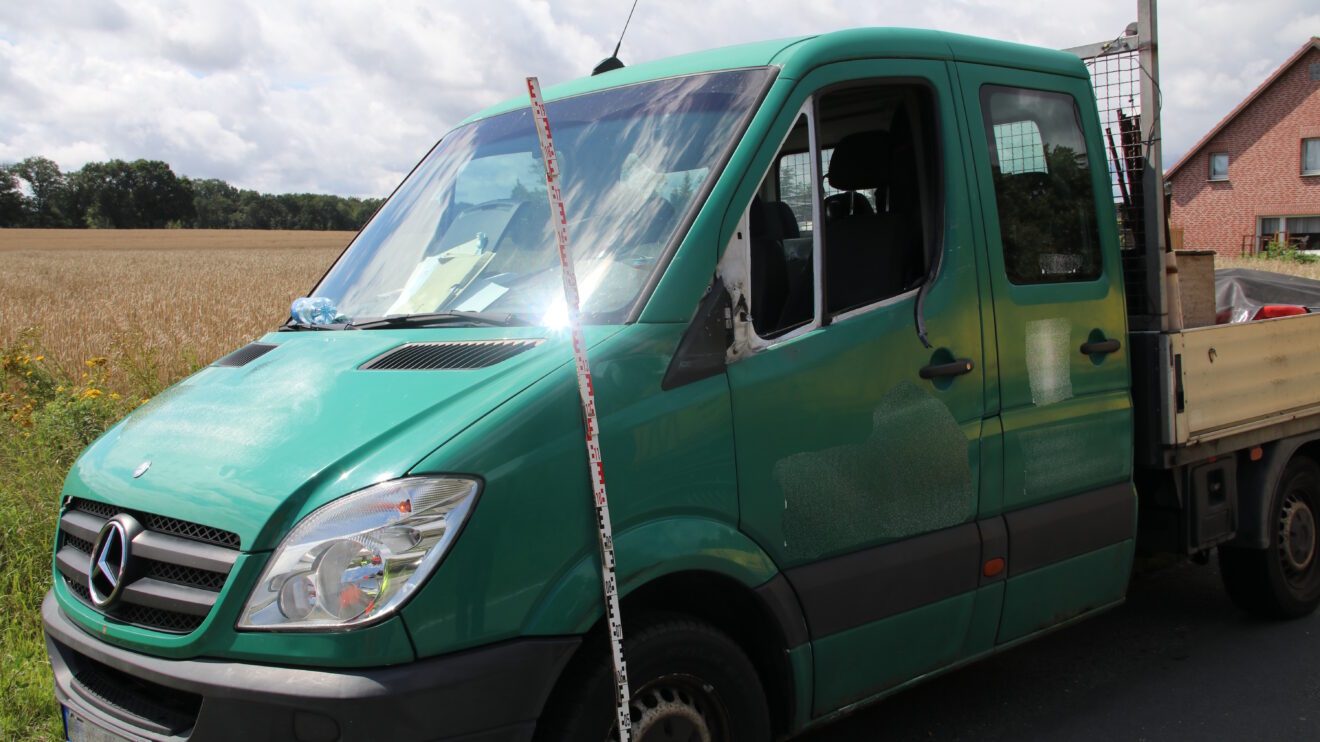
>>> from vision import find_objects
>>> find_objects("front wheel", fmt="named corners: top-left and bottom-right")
top-left (535, 614), bottom-right (771, 742)
top-left (1220, 456), bottom-right (1320, 619)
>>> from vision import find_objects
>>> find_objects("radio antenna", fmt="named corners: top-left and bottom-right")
top-left (592, 0), bottom-right (640, 75)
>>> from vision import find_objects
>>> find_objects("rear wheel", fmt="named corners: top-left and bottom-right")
top-left (1220, 456), bottom-right (1320, 619)
top-left (535, 614), bottom-right (771, 742)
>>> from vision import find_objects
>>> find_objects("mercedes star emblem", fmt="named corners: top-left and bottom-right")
top-left (88, 516), bottom-right (137, 609)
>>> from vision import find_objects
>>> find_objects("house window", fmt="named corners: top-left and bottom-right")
top-left (1290, 216), bottom-right (1320, 250)
top-left (1304, 139), bottom-right (1320, 176)
top-left (1209, 152), bottom-right (1229, 181)
top-left (1259, 215), bottom-right (1320, 251)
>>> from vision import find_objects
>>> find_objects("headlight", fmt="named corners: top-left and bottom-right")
top-left (238, 476), bottom-right (478, 631)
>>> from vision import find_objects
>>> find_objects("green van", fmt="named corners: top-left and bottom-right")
top-left (46, 27), bottom-right (1150, 741)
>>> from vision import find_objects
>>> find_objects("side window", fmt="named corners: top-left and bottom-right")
top-left (749, 83), bottom-right (940, 337)
top-left (980, 85), bottom-right (1102, 284)
top-left (818, 84), bottom-right (937, 315)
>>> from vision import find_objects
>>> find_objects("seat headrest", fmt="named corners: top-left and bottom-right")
top-left (826, 131), bottom-right (891, 191)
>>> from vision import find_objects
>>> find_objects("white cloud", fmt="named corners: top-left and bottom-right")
top-left (0, 0), bottom-right (1312, 195)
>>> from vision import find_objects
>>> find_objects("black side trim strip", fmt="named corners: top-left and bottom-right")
top-left (1004, 483), bottom-right (1135, 577)
top-left (752, 573), bottom-right (810, 650)
top-left (783, 523), bottom-right (980, 639)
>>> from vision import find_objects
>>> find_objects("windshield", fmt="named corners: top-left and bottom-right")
top-left (310, 68), bottom-right (774, 327)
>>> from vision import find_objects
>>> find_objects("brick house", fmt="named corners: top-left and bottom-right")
top-left (1167, 37), bottom-right (1320, 256)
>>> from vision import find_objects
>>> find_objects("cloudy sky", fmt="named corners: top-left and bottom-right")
top-left (2, 0), bottom-right (1316, 197)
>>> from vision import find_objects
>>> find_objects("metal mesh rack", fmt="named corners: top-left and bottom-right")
top-left (1073, 18), bottom-right (1165, 329)
top-left (1085, 48), bottom-right (1147, 252)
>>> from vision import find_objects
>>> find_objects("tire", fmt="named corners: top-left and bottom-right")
top-left (1220, 456), bottom-right (1320, 619)
top-left (535, 613), bottom-right (771, 742)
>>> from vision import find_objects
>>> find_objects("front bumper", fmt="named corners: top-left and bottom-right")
top-left (43, 592), bottom-right (580, 742)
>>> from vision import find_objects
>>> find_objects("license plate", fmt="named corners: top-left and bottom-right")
top-left (64, 707), bottom-right (133, 742)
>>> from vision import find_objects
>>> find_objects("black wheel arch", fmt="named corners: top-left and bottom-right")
top-left (1234, 435), bottom-right (1320, 549)
top-left (535, 569), bottom-right (809, 738)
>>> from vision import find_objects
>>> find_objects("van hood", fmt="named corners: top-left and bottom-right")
top-left (66, 328), bottom-right (616, 551)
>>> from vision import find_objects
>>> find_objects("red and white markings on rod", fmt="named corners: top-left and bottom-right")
top-left (526, 76), bottom-right (633, 742)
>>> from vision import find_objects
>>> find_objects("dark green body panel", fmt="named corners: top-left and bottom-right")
top-left (403, 322), bottom-right (769, 654)
top-left (723, 57), bottom-right (991, 708)
top-left (954, 61), bottom-right (1134, 640)
top-left (728, 58), bottom-right (987, 566)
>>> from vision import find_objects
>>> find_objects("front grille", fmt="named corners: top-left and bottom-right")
top-left (56, 499), bottom-right (239, 634)
top-left (73, 498), bottom-right (118, 519)
top-left (63, 531), bottom-right (93, 554)
top-left (145, 560), bottom-right (227, 591)
top-left (73, 654), bottom-right (201, 735)
top-left (70, 498), bottom-right (240, 549)
top-left (118, 603), bottom-right (207, 634)
top-left (138, 511), bottom-right (240, 549)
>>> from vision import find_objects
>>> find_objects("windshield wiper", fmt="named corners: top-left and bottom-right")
top-left (346, 311), bottom-right (531, 330)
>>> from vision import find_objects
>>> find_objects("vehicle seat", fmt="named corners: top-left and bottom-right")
top-left (824, 191), bottom-right (874, 220)
top-left (823, 131), bottom-right (910, 313)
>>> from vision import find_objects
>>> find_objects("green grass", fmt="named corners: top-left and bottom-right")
top-left (1, 338), bottom-right (137, 741)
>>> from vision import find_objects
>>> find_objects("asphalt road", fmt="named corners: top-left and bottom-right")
top-left (796, 557), bottom-right (1320, 741)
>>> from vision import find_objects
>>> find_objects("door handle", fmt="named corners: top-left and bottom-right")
top-left (919, 359), bottom-right (975, 379)
top-left (1080, 339), bottom-right (1121, 355)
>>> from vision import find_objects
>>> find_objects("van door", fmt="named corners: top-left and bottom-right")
top-left (724, 61), bottom-right (989, 715)
top-left (955, 63), bottom-right (1135, 643)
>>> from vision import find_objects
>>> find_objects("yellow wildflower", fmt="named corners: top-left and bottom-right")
top-left (110, 393), bottom-right (120, 400)
top-left (34, 355), bottom-right (44, 362)
top-left (140, 398), bottom-right (151, 406)
top-left (81, 389), bottom-right (102, 400)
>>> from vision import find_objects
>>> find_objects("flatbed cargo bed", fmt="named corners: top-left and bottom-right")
top-left (1174, 312), bottom-right (1320, 446)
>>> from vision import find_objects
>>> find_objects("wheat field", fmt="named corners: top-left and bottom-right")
top-left (4, 230), bottom-right (1316, 393)
top-left (0, 229), bottom-right (351, 391)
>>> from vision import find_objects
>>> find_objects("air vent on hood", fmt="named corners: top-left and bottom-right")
top-left (213, 343), bottom-right (278, 368)
top-left (361, 340), bottom-right (544, 370)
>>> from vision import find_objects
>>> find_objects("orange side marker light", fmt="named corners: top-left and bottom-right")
top-left (1250, 447), bottom-right (1264, 462)
top-left (983, 558), bottom-right (1005, 577)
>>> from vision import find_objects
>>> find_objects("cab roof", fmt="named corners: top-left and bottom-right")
top-left (462, 27), bottom-right (1088, 124)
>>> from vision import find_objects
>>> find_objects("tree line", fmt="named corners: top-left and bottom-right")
top-left (0, 156), bottom-right (384, 230)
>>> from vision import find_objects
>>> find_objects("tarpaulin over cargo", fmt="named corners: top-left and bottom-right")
top-left (1216, 268), bottom-right (1320, 323)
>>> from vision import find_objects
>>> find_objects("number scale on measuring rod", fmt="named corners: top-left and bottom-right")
top-left (525, 76), bottom-right (633, 742)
